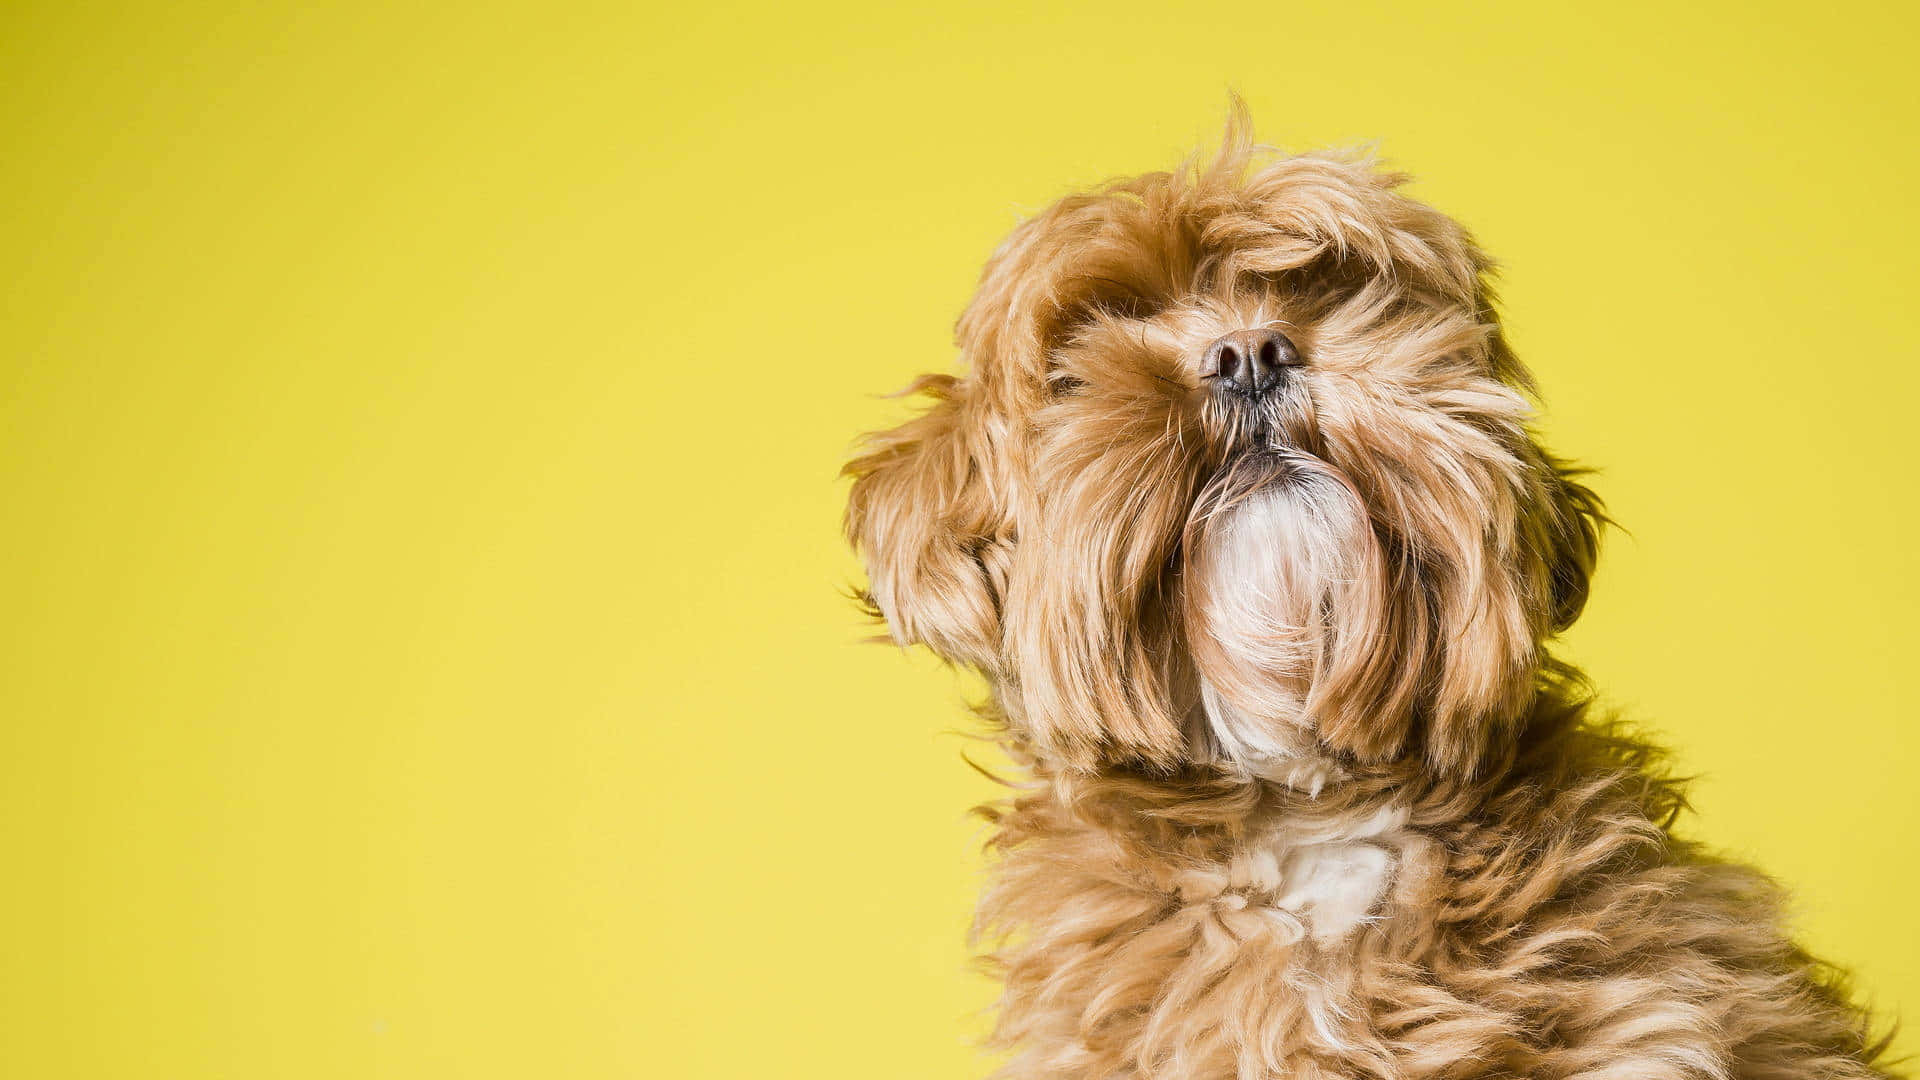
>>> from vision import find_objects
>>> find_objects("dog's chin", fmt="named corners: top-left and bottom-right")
top-left (1183, 448), bottom-right (1371, 790)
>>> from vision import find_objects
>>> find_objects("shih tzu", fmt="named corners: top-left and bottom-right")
top-left (844, 114), bottom-right (1895, 1080)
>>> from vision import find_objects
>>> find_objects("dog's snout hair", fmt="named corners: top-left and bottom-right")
top-left (841, 109), bottom-right (1895, 1080)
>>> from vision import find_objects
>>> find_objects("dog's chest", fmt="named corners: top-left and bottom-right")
top-left (987, 799), bottom-right (1430, 1078)
top-left (1180, 802), bottom-right (1412, 945)
top-left (1221, 803), bottom-right (1405, 937)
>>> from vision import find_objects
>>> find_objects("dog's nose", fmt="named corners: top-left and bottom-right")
top-left (1206, 329), bottom-right (1301, 396)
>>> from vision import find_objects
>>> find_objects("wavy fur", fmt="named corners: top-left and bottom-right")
top-left (844, 110), bottom-right (1896, 1080)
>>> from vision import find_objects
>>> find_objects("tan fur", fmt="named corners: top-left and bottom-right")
top-left (844, 110), bottom-right (1896, 1080)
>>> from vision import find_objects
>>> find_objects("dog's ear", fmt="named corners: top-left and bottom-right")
top-left (1539, 458), bottom-right (1606, 633)
top-left (843, 375), bottom-right (1006, 669)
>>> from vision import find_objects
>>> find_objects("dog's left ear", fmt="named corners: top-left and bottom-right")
top-left (1538, 456), bottom-right (1606, 633)
top-left (843, 375), bottom-right (1007, 669)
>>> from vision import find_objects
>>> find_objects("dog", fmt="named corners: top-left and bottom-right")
top-left (843, 115), bottom-right (1896, 1080)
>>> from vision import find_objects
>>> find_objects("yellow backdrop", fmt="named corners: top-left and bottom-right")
top-left (4, 3), bottom-right (1915, 1077)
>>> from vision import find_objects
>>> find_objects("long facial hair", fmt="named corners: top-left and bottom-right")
top-left (1181, 448), bottom-right (1383, 786)
top-left (844, 120), bottom-right (1604, 784)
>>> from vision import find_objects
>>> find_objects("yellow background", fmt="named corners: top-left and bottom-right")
top-left (4, 2), bottom-right (1916, 1077)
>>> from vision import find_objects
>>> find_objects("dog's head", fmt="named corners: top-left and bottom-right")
top-left (845, 124), bottom-right (1603, 780)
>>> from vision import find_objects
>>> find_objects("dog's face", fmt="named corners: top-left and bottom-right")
top-left (847, 137), bottom-right (1602, 778)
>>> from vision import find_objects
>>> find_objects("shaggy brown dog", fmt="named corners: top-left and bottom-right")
top-left (844, 116), bottom-right (1897, 1080)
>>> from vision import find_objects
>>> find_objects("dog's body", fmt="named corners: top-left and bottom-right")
top-left (845, 118), bottom-right (1894, 1080)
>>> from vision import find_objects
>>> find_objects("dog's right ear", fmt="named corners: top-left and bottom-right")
top-left (843, 374), bottom-right (1006, 669)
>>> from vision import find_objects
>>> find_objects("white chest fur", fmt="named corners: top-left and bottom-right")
top-left (1206, 802), bottom-right (1411, 947)
top-left (986, 791), bottom-right (1430, 1077)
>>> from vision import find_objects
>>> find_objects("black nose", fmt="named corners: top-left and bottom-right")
top-left (1206, 329), bottom-right (1301, 396)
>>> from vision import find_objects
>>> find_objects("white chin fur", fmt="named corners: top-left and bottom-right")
top-left (1190, 467), bottom-right (1367, 792)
